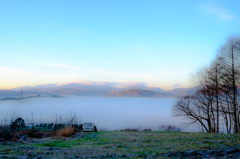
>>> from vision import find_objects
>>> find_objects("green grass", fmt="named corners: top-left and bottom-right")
top-left (1, 131), bottom-right (240, 158)
top-left (36, 140), bottom-right (72, 148)
top-left (34, 131), bottom-right (239, 152)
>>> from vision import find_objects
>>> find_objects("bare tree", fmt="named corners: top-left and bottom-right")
top-left (205, 58), bottom-right (225, 133)
top-left (173, 35), bottom-right (240, 134)
top-left (218, 36), bottom-right (240, 133)
top-left (172, 95), bottom-right (210, 132)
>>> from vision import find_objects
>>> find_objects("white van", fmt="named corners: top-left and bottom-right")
top-left (82, 122), bottom-right (97, 132)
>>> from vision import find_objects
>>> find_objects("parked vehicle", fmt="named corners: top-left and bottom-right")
top-left (81, 122), bottom-right (97, 132)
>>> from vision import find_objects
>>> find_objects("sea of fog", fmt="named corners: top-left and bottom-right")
top-left (0, 96), bottom-right (198, 131)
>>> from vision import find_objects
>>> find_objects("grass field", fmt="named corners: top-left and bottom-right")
top-left (0, 131), bottom-right (240, 158)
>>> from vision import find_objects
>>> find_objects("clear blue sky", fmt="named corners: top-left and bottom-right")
top-left (0, 0), bottom-right (240, 90)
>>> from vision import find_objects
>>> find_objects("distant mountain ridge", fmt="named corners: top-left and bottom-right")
top-left (0, 82), bottom-right (196, 98)
top-left (105, 89), bottom-right (174, 98)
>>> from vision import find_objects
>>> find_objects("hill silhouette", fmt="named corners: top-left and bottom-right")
top-left (105, 89), bottom-right (174, 98)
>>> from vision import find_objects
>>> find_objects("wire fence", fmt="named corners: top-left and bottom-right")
top-left (0, 114), bottom-right (82, 132)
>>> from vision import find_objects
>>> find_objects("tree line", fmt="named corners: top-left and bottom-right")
top-left (173, 35), bottom-right (240, 134)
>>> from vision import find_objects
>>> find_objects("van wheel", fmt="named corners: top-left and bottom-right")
top-left (94, 126), bottom-right (98, 132)
top-left (79, 124), bottom-right (83, 131)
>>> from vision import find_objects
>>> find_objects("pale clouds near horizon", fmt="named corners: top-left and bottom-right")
top-left (173, 83), bottom-right (183, 87)
top-left (0, 64), bottom-right (190, 90)
top-left (43, 63), bottom-right (77, 70)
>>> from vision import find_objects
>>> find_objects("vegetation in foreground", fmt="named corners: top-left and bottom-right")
top-left (0, 131), bottom-right (240, 158)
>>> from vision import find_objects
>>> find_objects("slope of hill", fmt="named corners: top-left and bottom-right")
top-left (166, 87), bottom-right (196, 97)
top-left (105, 89), bottom-right (174, 98)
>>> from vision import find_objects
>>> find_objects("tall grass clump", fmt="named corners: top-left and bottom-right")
top-left (55, 126), bottom-right (75, 137)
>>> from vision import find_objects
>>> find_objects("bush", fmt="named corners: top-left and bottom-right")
top-left (10, 117), bottom-right (25, 131)
top-left (124, 127), bottom-right (131, 131)
top-left (157, 125), bottom-right (181, 131)
top-left (124, 127), bottom-right (142, 131)
top-left (143, 128), bottom-right (152, 131)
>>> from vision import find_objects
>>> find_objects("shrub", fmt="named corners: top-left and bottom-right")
top-left (157, 125), bottom-right (181, 131)
top-left (143, 128), bottom-right (152, 131)
top-left (124, 127), bottom-right (131, 131)
top-left (124, 127), bottom-right (142, 131)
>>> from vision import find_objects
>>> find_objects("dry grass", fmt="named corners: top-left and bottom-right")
top-left (11, 129), bottom-right (51, 138)
top-left (55, 126), bottom-right (75, 137)
top-left (11, 135), bottom-right (18, 142)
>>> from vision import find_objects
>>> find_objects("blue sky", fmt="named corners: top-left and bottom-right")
top-left (0, 0), bottom-right (240, 90)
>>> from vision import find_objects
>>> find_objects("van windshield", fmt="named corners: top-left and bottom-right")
top-left (84, 123), bottom-right (92, 127)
